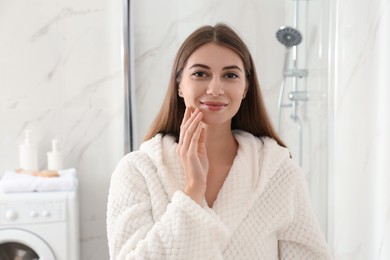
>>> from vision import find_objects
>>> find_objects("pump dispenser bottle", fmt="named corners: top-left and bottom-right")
top-left (19, 129), bottom-right (39, 171)
top-left (47, 139), bottom-right (64, 170)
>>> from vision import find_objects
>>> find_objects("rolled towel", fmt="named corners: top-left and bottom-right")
top-left (0, 168), bottom-right (78, 193)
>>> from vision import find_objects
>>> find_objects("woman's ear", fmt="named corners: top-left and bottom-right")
top-left (243, 85), bottom-right (249, 99)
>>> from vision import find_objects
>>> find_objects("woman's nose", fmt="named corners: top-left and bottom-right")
top-left (206, 77), bottom-right (224, 96)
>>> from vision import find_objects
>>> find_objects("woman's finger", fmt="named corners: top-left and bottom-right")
top-left (179, 108), bottom-right (199, 142)
top-left (180, 109), bottom-right (203, 150)
top-left (178, 107), bottom-right (192, 146)
top-left (189, 120), bottom-right (205, 152)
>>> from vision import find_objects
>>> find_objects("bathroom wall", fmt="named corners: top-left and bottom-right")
top-left (0, 0), bottom-right (124, 259)
top-left (329, 0), bottom-right (390, 259)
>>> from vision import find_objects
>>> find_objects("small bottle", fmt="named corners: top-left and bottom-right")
top-left (47, 139), bottom-right (64, 170)
top-left (19, 129), bottom-right (39, 171)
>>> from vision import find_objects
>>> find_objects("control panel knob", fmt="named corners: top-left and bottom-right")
top-left (5, 209), bottom-right (18, 221)
top-left (30, 211), bottom-right (39, 218)
top-left (41, 210), bottom-right (51, 218)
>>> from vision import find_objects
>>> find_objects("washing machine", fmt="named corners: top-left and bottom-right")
top-left (0, 190), bottom-right (79, 260)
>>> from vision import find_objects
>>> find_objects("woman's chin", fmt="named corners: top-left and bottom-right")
top-left (201, 116), bottom-right (231, 128)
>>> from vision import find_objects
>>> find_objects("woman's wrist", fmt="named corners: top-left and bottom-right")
top-left (184, 186), bottom-right (205, 205)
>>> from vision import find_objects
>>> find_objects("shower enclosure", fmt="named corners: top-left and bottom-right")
top-left (274, 0), bottom-right (329, 239)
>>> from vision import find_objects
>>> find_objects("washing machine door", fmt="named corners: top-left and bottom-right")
top-left (0, 228), bottom-right (55, 260)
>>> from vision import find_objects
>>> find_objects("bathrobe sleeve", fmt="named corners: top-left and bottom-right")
top-left (106, 152), bottom-right (230, 260)
top-left (277, 161), bottom-right (332, 259)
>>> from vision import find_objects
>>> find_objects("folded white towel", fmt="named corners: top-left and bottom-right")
top-left (0, 168), bottom-right (78, 193)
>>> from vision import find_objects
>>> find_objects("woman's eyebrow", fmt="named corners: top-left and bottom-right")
top-left (189, 64), bottom-right (243, 72)
top-left (189, 64), bottom-right (210, 70)
top-left (222, 65), bottom-right (243, 72)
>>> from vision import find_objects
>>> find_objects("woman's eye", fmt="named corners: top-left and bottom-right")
top-left (192, 71), bottom-right (207, 77)
top-left (225, 72), bottom-right (239, 79)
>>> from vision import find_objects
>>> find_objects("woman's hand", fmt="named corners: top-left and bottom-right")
top-left (177, 107), bottom-right (208, 205)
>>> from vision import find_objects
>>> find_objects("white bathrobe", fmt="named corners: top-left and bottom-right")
top-left (107, 130), bottom-right (331, 259)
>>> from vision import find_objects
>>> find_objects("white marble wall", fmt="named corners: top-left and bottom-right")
top-left (329, 0), bottom-right (390, 259)
top-left (0, 0), bottom-right (124, 259)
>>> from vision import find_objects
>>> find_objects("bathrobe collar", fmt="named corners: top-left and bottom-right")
top-left (140, 130), bottom-right (290, 234)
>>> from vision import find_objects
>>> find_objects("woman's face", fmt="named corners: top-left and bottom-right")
top-left (178, 42), bottom-right (248, 126)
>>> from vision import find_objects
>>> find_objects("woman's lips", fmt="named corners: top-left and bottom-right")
top-left (200, 101), bottom-right (227, 111)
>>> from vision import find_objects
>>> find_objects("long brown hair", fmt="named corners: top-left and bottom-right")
top-left (144, 23), bottom-right (286, 148)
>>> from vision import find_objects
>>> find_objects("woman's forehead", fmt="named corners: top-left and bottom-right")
top-left (185, 43), bottom-right (244, 71)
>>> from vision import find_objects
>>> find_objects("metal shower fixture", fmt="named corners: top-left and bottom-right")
top-left (276, 26), bottom-right (302, 48)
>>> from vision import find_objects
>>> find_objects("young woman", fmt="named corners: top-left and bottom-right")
top-left (107, 23), bottom-right (331, 259)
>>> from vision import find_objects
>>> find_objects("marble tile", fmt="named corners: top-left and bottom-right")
top-left (0, 0), bottom-right (124, 259)
top-left (330, 0), bottom-right (390, 259)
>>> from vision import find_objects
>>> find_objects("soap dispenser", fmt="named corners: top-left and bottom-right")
top-left (47, 139), bottom-right (64, 170)
top-left (19, 129), bottom-right (39, 171)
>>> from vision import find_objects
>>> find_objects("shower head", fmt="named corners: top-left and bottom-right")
top-left (276, 26), bottom-right (302, 47)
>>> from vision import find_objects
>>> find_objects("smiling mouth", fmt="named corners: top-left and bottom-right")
top-left (200, 102), bottom-right (227, 111)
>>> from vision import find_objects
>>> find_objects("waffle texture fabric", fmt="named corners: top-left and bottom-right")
top-left (107, 130), bottom-right (331, 259)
